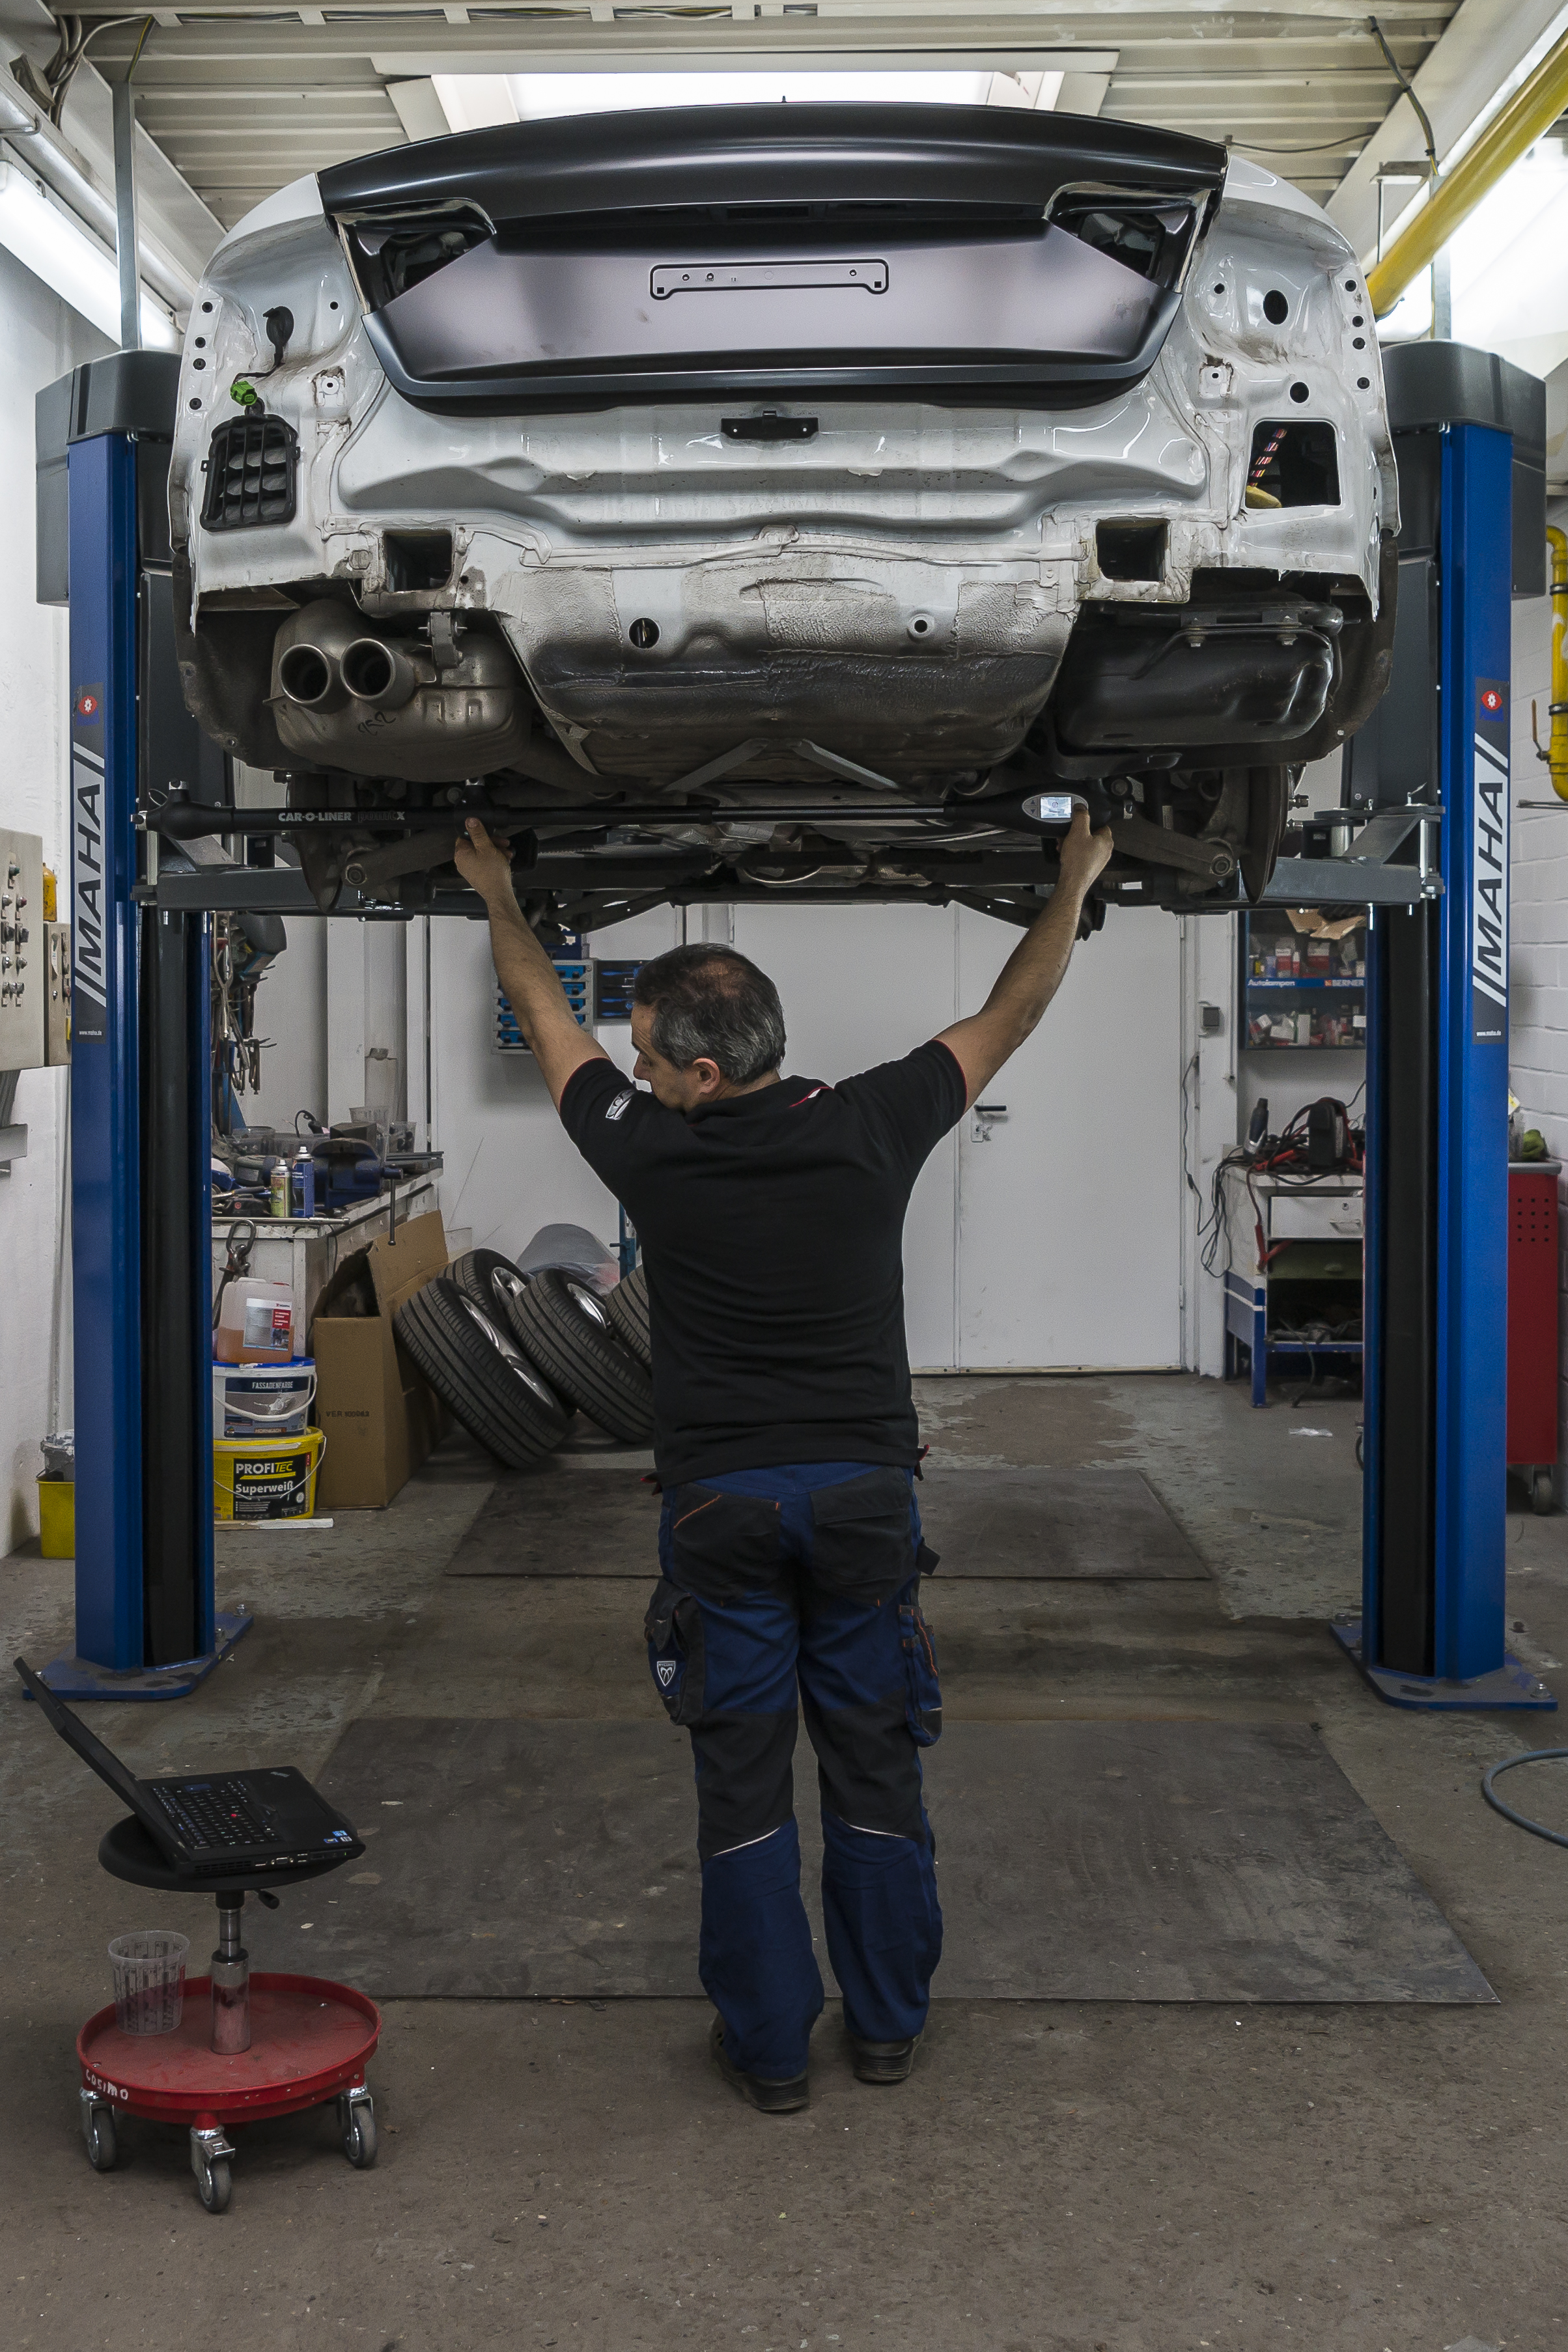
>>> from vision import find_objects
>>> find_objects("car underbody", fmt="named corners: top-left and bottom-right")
top-left (165, 103), bottom-right (1397, 933)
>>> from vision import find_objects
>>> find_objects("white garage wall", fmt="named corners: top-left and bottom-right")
top-left (0, 247), bottom-right (110, 1551)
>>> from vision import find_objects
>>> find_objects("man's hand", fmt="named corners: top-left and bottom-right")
top-left (453, 819), bottom-right (516, 906)
top-left (1057, 804), bottom-right (1115, 898)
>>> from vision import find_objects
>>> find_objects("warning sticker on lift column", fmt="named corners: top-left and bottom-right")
top-left (1472, 680), bottom-right (1509, 1043)
top-left (71, 684), bottom-right (107, 1045)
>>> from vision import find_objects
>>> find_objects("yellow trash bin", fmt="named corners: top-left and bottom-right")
top-left (38, 1477), bottom-right (74, 1558)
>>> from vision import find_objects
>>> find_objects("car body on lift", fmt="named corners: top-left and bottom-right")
top-left (166, 102), bottom-right (1397, 933)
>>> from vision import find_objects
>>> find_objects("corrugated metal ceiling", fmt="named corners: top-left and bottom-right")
top-left (55, 1), bottom-right (1459, 233)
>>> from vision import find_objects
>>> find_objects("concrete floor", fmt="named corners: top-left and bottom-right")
top-left (3, 1371), bottom-right (1565, 2352)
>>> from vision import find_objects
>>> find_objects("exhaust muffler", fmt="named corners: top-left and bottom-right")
top-left (269, 598), bottom-right (535, 781)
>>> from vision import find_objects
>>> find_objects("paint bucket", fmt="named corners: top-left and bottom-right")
top-left (213, 1429), bottom-right (324, 1522)
top-left (212, 1358), bottom-right (315, 1438)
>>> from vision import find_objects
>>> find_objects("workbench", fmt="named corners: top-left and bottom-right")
top-left (1221, 1168), bottom-right (1364, 1408)
top-left (211, 1181), bottom-right (438, 1340)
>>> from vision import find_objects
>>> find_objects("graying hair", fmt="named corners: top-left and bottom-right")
top-left (632, 945), bottom-right (786, 1085)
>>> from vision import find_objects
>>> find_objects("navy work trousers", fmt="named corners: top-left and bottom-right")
top-left (645, 1460), bottom-right (943, 2080)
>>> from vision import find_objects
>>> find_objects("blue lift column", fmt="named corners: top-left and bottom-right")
top-left (1337, 343), bottom-right (1553, 1712)
top-left (35, 353), bottom-right (251, 1698)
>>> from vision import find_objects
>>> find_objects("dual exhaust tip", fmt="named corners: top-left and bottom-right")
top-left (273, 601), bottom-right (423, 716)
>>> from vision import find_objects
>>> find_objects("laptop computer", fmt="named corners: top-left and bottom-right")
top-left (14, 1657), bottom-right (364, 1877)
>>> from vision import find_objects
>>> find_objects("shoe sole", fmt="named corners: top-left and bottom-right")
top-left (850, 2034), bottom-right (920, 2086)
top-left (710, 2021), bottom-right (809, 2113)
top-left (852, 2058), bottom-right (914, 2084)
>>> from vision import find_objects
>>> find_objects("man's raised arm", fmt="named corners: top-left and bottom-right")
top-left (453, 820), bottom-right (609, 1107)
top-left (935, 807), bottom-right (1114, 1108)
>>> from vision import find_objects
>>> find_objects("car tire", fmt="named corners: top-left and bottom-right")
top-left (394, 1276), bottom-right (570, 1468)
top-left (604, 1264), bottom-right (652, 1370)
top-left (449, 1248), bottom-right (533, 1343)
top-left (1241, 765), bottom-right (1291, 903)
top-left (512, 1267), bottom-right (654, 1443)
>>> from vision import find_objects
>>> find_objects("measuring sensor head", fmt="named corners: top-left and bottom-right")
top-left (1021, 792), bottom-right (1087, 826)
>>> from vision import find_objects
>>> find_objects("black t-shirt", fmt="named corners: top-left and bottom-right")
top-left (559, 1041), bottom-right (968, 1483)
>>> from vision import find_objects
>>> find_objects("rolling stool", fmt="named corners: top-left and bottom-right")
top-left (79, 1815), bottom-right (380, 2214)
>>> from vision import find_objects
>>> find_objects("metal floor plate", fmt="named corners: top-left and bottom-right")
top-left (916, 1466), bottom-right (1206, 1578)
top-left (258, 1717), bottom-right (1492, 2005)
top-left (446, 1464), bottom-right (1203, 1581)
top-left (445, 1466), bottom-right (661, 1578)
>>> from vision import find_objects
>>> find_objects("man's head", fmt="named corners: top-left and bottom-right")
top-left (630, 944), bottom-right (785, 1112)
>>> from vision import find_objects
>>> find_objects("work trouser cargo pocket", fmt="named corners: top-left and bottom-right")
top-left (809, 1468), bottom-right (916, 1603)
top-left (899, 1597), bottom-right (942, 1746)
top-left (645, 1576), bottom-right (707, 1724)
top-left (667, 1485), bottom-right (783, 1603)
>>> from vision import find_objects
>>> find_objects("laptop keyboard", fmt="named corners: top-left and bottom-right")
top-left (152, 1778), bottom-right (275, 1851)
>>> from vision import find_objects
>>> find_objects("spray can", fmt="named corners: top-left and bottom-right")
top-left (269, 1160), bottom-right (290, 1218)
top-left (291, 1141), bottom-right (316, 1220)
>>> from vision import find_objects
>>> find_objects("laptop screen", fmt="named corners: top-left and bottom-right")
top-left (13, 1657), bottom-right (158, 1821)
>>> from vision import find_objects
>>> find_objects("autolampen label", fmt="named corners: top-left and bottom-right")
top-left (1472, 681), bottom-right (1509, 1044)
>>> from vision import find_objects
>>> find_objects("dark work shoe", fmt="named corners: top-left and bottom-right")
top-left (849, 2033), bottom-right (920, 2085)
top-left (709, 2015), bottom-right (809, 2114)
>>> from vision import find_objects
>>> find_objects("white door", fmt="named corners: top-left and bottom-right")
top-left (727, 900), bottom-right (1182, 1371)
top-left (953, 905), bottom-right (1183, 1369)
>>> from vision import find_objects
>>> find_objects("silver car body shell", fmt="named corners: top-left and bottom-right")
top-left (169, 156), bottom-right (1395, 798)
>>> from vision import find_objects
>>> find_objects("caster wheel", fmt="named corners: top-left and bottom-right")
top-left (196, 2154), bottom-right (232, 2214)
top-left (339, 2094), bottom-right (377, 2169)
top-left (1532, 1468), bottom-right (1554, 1517)
top-left (83, 2105), bottom-right (117, 2172)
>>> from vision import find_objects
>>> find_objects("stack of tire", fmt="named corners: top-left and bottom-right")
top-left (393, 1251), bottom-right (654, 1470)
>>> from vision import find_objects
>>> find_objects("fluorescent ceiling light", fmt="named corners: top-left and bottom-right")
top-left (1379, 137), bottom-right (1568, 372)
top-left (0, 161), bottom-right (177, 350)
top-left (432, 69), bottom-right (1039, 130)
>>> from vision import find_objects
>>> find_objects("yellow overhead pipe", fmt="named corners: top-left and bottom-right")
top-left (1367, 29), bottom-right (1568, 318)
top-left (1535, 527), bottom-right (1568, 802)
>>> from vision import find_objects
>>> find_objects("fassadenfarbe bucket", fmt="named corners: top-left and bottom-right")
top-left (212, 1358), bottom-right (315, 1438)
top-left (214, 1429), bottom-right (324, 1521)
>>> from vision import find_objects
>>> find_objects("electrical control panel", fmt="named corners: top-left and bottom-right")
top-left (44, 922), bottom-right (70, 1065)
top-left (0, 830), bottom-right (45, 1069)
top-left (496, 960), bottom-right (594, 1054)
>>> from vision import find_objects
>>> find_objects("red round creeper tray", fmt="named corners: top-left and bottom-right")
top-left (79, 1974), bottom-right (380, 2129)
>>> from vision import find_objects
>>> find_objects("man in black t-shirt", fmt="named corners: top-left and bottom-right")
top-left (455, 815), bottom-right (1112, 2112)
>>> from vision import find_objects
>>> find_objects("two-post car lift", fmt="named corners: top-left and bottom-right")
top-left (28, 343), bottom-right (1555, 1715)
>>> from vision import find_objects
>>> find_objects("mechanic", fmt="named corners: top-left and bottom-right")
top-left (455, 813), bottom-right (1113, 2112)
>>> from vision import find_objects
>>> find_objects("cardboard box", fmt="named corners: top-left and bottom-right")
top-left (311, 1209), bottom-right (450, 1507)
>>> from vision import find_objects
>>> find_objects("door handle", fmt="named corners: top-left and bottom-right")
top-left (970, 1102), bottom-right (1009, 1142)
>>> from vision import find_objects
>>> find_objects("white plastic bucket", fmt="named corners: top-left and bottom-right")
top-left (212, 1358), bottom-right (315, 1438)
